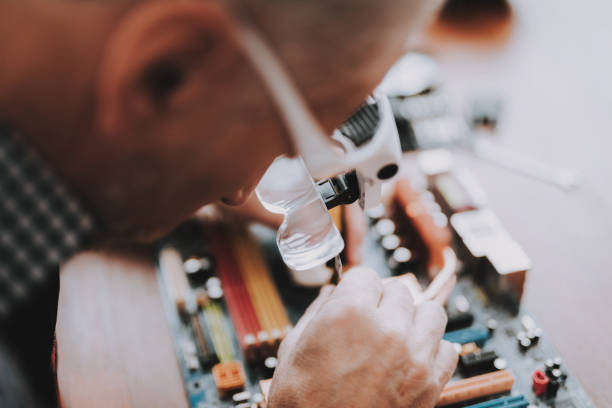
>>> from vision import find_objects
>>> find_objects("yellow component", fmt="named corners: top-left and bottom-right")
top-left (203, 301), bottom-right (234, 363)
top-left (231, 226), bottom-right (291, 335)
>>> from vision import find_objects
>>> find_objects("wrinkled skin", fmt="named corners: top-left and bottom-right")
top-left (270, 267), bottom-right (458, 408)
top-left (0, 0), bottom-right (442, 241)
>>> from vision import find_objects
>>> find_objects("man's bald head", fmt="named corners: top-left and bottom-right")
top-left (0, 0), bottom-right (441, 240)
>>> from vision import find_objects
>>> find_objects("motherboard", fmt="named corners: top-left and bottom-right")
top-left (154, 160), bottom-right (595, 408)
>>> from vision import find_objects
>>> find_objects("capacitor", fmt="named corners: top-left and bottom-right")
top-left (547, 378), bottom-right (561, 398)
top-left (459, 350), bottom-right (499, 375)
top-left (375, 218), bottom-right (396, 237)
top-left (493, 358), bottom-right (507, 371)
top-left (207, 286), bottom-right (222, 300)
top-left (527, 328), bottom-right (542, 345)
top-left (519, 337), bottom-right (531, 352)
top-left (552, 357), bottom-right (562, 369)
top-left (544, 359), bottom-right (555, 376)
top-left (206, 277), bottom-right (221, 289)
top-left (453, 295), bottom-right (470, 313)
top-left (233, 391), bottom-right (252, 403)
top-left (521, 315), bottom-right (537, 331)
top-left (366, 204), bottom-right (386, 220)
top-left (381, 234), bottom-right (401, 252)
top-left (532, 370), bottom-right (549, 397)
top-left (486, 318), bottom-right (498, 334)
top-left (388, 247), bottom-right (413, 270)
top-left (184, 257), bottom-right (202, 274)
top-left (206, 277), bottom-right (224, 300)
top-left (263, 356), bottom-right (278, 377)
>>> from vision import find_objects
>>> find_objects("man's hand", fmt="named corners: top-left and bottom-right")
top-left (268, 266), bottom-right (458, 408)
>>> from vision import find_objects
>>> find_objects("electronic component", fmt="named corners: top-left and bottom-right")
top-left (212, 361), bottom-right (246, 398)
top-left (517, 332), bottom-right (532, 352)
top-left (263, 356), bottom-right (278, 377)
top-left (547, 375), bottom-right (561, 398)
top-left (450, 209), bottom-right (530, 312)
top-left (532, 370), bottom-right (549, 397)
top-left (446, 311), bottom-right (475, 332)
top-left (381, 234), bottom-right (401, 252)
top-left (191, 314), bottom-right (218, 368)
top-left (388, 247), bottom-right (414, 270)
top-left (393, 178), bottom-right (452, 276)
top-left (437, 369), bottom-right (515, 406)
top-left (460, 342), bottom-right (481, 356)
top-left (375, 218), bottom-right (396, 237)
top-left (459, 350), bottom-right (501, 375)
top-left (181, 339), bottom-right (200, 372)
top-left (487, 318), bottom-right (498, 334)
top-left (159, 246), bottom-right (193, 314)
top-left (155, 169), bottom-right (594, 408)
top-left (232, 391), bottom-right (251, 403)
top-left (430, 170), bottom-right (488, 215)
top-left (470, 95), bottom-right (503, 130)
top-left (184, 255), bottom-right (213, 285)
top-left (463, 394), bottom-right (529, 408)
top-left (443, 325), bottom-right (490, 347)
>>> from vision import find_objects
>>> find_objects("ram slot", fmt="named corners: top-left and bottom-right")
top-left (203, 301), bottom-right (235, 363)
top-left (159, 246), bottom-right (191, 314)
top-left (437, 369), bottom-right (515, 406)
top-left (210, 225), bottom-right (261, 362)
top-left (232, 226), bottom-right (291, 353)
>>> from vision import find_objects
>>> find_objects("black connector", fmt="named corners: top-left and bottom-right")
top-left (459, 350), bottom-right (499, 375)
top-left (446, 311), bottom-right (475, 332)
top-left (317, 171), bottom-right (360, 210)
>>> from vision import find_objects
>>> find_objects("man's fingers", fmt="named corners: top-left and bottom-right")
top-left (412, 300), bottom-right (448, 356)
top-left (433, 273), bottom-right (456, 305)
top-left (278, 285), bottom-right (334, 360)
top-left (344, 203), bottom-right (366, 266)
top-left (435, 340), bottom-right (459, 387)
top-left (331, 265), bottom-right (383, 307)
top-left (300, 285), bottom-right (335, 327)
top-left (378, 280), bottom-right (415, 323)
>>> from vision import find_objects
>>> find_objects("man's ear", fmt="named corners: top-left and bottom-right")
top-left (96, 1), bottom-right (237, 135)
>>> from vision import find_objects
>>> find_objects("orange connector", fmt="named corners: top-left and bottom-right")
top-left (212, 361), bottom-right (246, 398)
top-left (437, 369), bottom-right (515, 406)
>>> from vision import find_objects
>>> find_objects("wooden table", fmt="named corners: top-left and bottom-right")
top-left (57, 1), bottom-right (612, 406)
